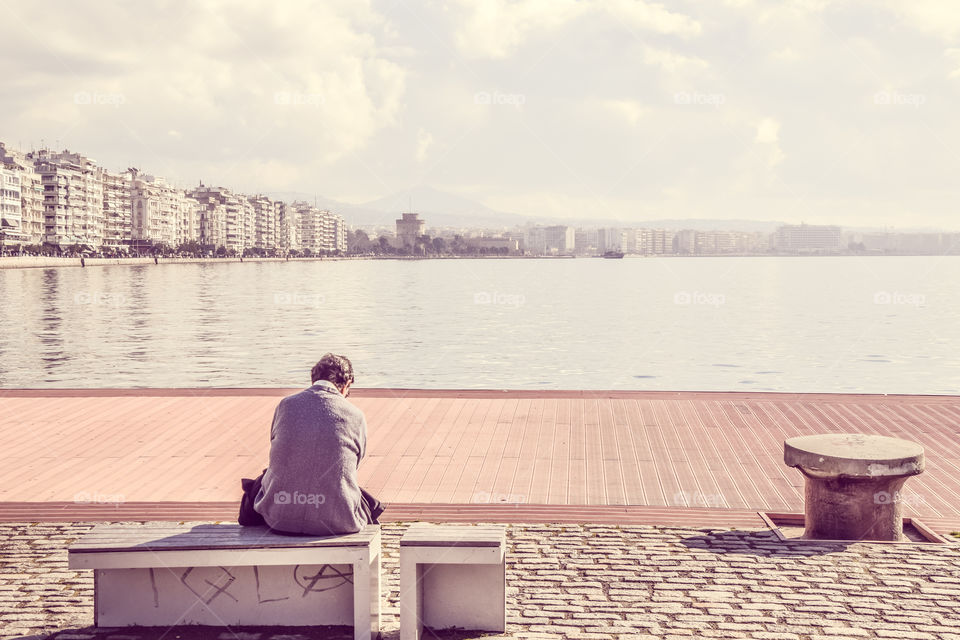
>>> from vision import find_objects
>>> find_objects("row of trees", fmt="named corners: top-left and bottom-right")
top-left (2, 241), bottom-right (345, 259)
top-left (346, 230), bottom-right (513, 256)
top-left (4, 232), bottom-right (513, 258)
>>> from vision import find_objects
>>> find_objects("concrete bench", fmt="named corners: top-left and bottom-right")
top-left (399, 523), bottom-right (506, 640)
top-left (68, 523), bottom-right (381, 640)
top-left (784, 433), bottom-right (925, 541)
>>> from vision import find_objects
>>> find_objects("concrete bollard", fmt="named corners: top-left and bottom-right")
top-left (784, 433), bottom-right (924, 541)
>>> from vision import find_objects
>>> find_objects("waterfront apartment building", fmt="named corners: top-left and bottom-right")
top-left (0, 165), bottom-right (22, 249)
top-left (295, 203), bottom-right (345, 254)
top-left (328, 211), bottom-right (347, 254)
top-left (249, 195), bottom-right (277, 251)
top-left (0, 142), bottom-right (352, 255)
top-left (574, 228), bottom-right (598, 255)
top-left (632, 228), bottom-right (675, 255)
top-left (674, 229), bottom-right (697, 254)
top-left (774, 224), bottom-right (842, 253)
top-left (127, 169), bottom-right (187, 250)
top-left (29, 149), bottom-right (105, 249)
top-left (773, 224), bottom-right (841, 253)
top-left (294, 201), bottom-right (320, 254)
top-left (853, 231), bottom-right (958, 254)
top-left (224, 192), bottom-right (249, 254)
top-left (0, 143), bottom-right (43, 246)
top-left (101, 170), bottom-right (131, 252)
top-left (523, 225), bottom-right (575, 255)
top-left (187, 184), bottom-right (231, 251)
top-left (543, 225), bottom-right (575, 254)
top-left (276, 201), bottom-right (301, 254)
top-left (597, 227), bottom-right (629, 254)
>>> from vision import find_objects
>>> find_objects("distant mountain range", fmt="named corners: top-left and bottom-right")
top-left (317, 186), bottom-right (791, 232)
top-left (262, 185), bottom-right (943, 233)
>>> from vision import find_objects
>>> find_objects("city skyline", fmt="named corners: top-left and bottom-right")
top-left (0, 141), bottom-right (348, 255)
top-left (2, 2), bottom-right (959, 229)
top-left (5, 137), bottom-right (960, 258)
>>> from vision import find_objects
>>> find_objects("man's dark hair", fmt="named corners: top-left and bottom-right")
top-left (311, 353), bottom-right (355, 387)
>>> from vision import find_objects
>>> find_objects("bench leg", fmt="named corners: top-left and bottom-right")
top-left (354, 549), bottom-right (381, 640)
top-left (370, 545), bottom-right (381, 637)
top-left (399, 553), bottom-right (423, 640)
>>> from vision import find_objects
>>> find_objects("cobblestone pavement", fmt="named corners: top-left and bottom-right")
top-left (2, 522), bottom-right (960, 640)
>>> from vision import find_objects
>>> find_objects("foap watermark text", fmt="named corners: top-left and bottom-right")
top-left (674, 291), bottom-right (725, 306)
top-left (274, 491), bottom-right (326, 507)
top-left (474, 91), bottom-right (526, 108)
top-left (474, 291), bottom-right (525, 307)
top-left (874, 291), bottom-right (925, 307)
top-left (274, 292), bottom-right (324, 308)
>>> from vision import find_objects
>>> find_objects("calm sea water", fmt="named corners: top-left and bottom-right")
top-left (1, 256), bottom-right (958, 393)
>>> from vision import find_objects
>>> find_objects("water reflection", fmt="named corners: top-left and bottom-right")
top-left (0, 257), bottom-right (957, 393)
top-left (38, 269), bottom-right (70, 379)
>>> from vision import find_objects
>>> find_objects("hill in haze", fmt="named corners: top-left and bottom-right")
top-left (270, 185), bottom-right (792, 232)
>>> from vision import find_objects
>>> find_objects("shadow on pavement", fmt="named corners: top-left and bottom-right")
top-left (679, 528), bottom-right (852, 557)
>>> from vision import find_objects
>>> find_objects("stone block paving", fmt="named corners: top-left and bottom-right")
top-left (1, 522), bottom-right (960, 640)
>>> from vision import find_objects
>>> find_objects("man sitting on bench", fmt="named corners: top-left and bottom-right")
top-left (239, 353), bottom-right (384, 535)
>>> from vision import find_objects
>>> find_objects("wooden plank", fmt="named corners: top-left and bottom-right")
top-left (400, 523), bottom-right (505, 547)
top-left (70, 523), bottom-right (379, 552)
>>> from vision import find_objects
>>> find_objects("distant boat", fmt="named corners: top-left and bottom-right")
top-left (602, 251), bottom-right (625, 259)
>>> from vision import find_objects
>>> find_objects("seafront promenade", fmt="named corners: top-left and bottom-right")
top-left (2, 389), bottom-right (960, 639)
top-left (2, 388), bottom-right (959, 532)
top-left (0, 256), bottom-right (336, 270)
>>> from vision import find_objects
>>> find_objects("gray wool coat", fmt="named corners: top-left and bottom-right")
top-left (254, 380), bottom-right (368, 535)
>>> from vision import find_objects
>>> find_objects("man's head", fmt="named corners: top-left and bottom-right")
top-left (311, 353), bottom-right (355, 395)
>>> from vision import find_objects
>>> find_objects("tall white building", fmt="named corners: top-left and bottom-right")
top-left (187, 185), bottom-right (232, 251)
top-left (28, 149), bottom-right (104, 249)
top-left (223, 192), bottom-right (248, 254)
top-left (0, 143), bottom-right (43, 246)
top-left (276, 201), bottom-right (301, 254)
top-left (774, 224), bottom-right (842, 253)
top-left (294, 201), bottom-right (320, 254)
top-left (101, 170), bottom-right (130, 252)
top-left (127, 169), bottom-right (185, 250)
top-left (0, 141), bottom-right (352, 255)
top-left (325, 211), bottom-right (347, 254)
top-left (544, 225), bottom-right (575, 254)
top-left (248, 195), bottom-right (277, 252)
top-left (597, 227), bottom-right (628, 254)
top-left (0, 165), bottom-right (22, 248)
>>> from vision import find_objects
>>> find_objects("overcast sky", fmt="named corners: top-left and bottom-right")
top-left (2, 0), bottom-right (959, 228)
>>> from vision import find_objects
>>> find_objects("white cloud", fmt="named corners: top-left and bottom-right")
top-left (0, 0), bottom-right (407, 185)
top-left (946, 48), bottom-right (960, 78)
top-left (604, 0), bottom-right (702, 38)
top-left (599, 100), bottom-right (648, 127)
top-left (755, 117), bottom-right (785, 167)
top-left (4, 1), bottom-right (960, 228)
top-left (882, 0), bottom-right (960, 40)
top-left (416, 128), bottom-right (434, 162)
top-left (453, 0), bottom-right (579, 59)
top-left (755, 118), bottom-right (781, 144)
top-left (642, 46), bottom-right (709, 72)
top-left (453, 0), bottom-right (700, 59)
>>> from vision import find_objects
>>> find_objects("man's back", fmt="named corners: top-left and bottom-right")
top-left (254, 380), bottom-right (368, 535)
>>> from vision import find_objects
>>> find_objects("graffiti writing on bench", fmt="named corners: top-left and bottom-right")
top-left (294, 564), bottom-right (353, 597)
top-left (149, 568), bottom-right (159, 607)
top-left (143, 564), bottom-right (353, 607)
top-left (254, 566), bottom-right (289, 603)
top-left (180, 566), bottom-right (239, 605)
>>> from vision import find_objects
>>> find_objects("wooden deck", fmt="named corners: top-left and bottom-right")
top-left (2, 388), bottom-right (959, 532)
